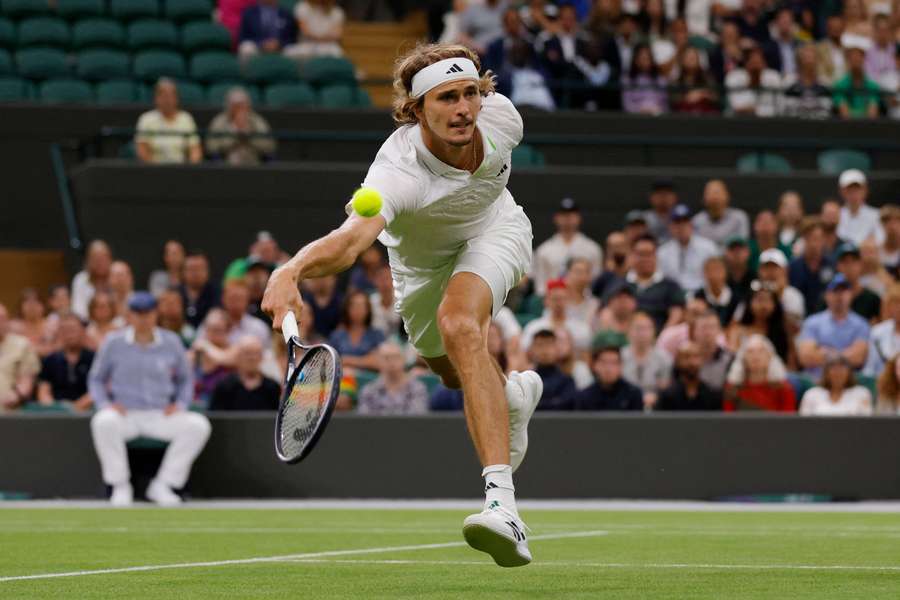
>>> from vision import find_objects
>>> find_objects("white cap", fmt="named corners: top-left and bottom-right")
top-left (841, 33), bottom-right (872, 52)
top-left (759, 248), bottom-right (788, 268)
top-left (839, 169), bottom-right (867, 188)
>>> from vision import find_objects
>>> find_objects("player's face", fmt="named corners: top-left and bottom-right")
top-left (420, 80), bottom-right (482, 148)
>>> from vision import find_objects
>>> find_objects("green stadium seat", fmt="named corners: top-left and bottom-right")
top-left (189, 50), bottom-right (240, 83)
top-left (165, 0), bottom-right (213, 23)
top-left (0, 49), bottom-right (11, 75)
top-left (57, 0), bottom-right (105, 20)
top-left (736, 152), bottom-right (793, 173)
top-left (206, 81), bottom-right (260, 106)
top-left (688, 35), bottom-right (715, 51)
top-left (817, 148), bottom-right (872, 174)
top-left (0, 76), bottom-right (30, 101)
top-left (128, 19), bottom-right (178, 50)
top-left (0, 0), bottom-right (50, 19)
top-left (511, 143), bottom-right (545, 168)
top-left (243, 53), bottom-right (298, 84)
top-left (301, 56), bottom-right (355, 87)
top-left (181, 21), bottom-right (231, 53)
top-left (317, 83), bottom-right (371, 108)
top-left (173, 78), bottom-right (204, 105)
top-left (17, 17), bottom-right (70, 48)
top-left (95, 78), bottom-right (139, 104)
top-left (76, 49), bottom-right (130, 81)
top-left (264, 82), bottom-right (315, 107)
top-left (72, 18), bottom-right (126, 49)
top-left (127, 436), bottom-right (168, 450)
top-left (0, 19), bottom-right (15, 49)
top-left (20, 400), bottom-right (72, 412)
top-left (39, 77), bottom-right (93, 103)
top-left (355, 87), bottom-right (371, 107)
top-left (133, 50), bottom-right (186, 81)
top-left (110, 0), bottom-right (159, 21)
top-left (16, 48), bottom-right (69, 79)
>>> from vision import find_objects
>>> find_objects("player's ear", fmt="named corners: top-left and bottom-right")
top-left (413, 98), bottom-right (424, 121)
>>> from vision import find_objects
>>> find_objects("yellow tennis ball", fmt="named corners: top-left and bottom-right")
top-left (352, 187), bottom-right (382, 218)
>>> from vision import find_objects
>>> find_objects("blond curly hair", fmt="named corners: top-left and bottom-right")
top-left (391, 42), bottom-right (496, 127)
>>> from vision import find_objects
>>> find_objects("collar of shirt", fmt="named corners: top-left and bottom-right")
top-left (412, 123), bottom-right (494, 177)
top-left (627, 270), bottom-right (665, 287)
top-left (703, 286), bottom-right (732, 305)
top-left (124, 326), bottom-right (162, 347)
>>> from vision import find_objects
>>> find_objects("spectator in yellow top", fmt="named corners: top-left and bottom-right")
top-left (135, 78), bottom-right (202, 164)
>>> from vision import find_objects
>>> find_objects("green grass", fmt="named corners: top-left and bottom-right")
top-left (1, 507), bottom-right (900, 598)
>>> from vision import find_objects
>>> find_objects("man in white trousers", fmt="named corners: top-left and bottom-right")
top-left (89, 291), bottom-right (211, 506)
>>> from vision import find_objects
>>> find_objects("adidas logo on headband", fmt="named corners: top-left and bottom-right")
top-left (445, 63), bottom-right (464, 74)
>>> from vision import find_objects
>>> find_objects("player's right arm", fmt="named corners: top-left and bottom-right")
top-left (262, 212), bottom-right (386, 330)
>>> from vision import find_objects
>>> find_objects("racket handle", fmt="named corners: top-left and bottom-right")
top-left (282, 310), bottom-right (299, 344)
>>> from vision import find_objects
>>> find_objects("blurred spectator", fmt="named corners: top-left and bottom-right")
top-left (642, 179), bottom-right (678, 244)
top-left (757, 248), bottom-right (805, 326)
top-left (572, 344), bottom-right (643, 410)
top-left (293, 0), bottom-right (345, 59)
top-left (733, 0), bottom-right (771, 44)
top-left (622, 43), bottom-right (669, 115)
top-left (764, 6), bottom-right (799, 76)
top-left (859, 238), bottom-right (893, 297)
top-left (595, 280), bottom-right (638, 335)
top-left (724, 235), bottom-right (755, 302)
top-left (777, 190), bottom-right (805, 248)
top-left (694, 256), bottom-right (740, 326)
top-left (829, 243), bottom-right (881, 321)
top-left (556, 327), bottom-right (593, 390)
top-left (797, 274), bottom-right (870, 377)
top-left (623, 210), bottom-right (649, 246)
top-left (748, 210), bottom-right (792, 271)
top-left (487, 320), bottom-right (512, 374)
top-left (782, 45), bottom-right (833, 118)
top-left (570, 36), bottom-right (619, 110)
top-left (484, 7), bottom-right (533, 73)
top-left (328, 291), bottom-right (386, 371)
top-left (36, 314), bottom-right (93, 411)
top-left (723, 334), bottom-right (796, 411)
top-left (694, 309), bottom-right (733, 391)
top-left (85, 290), bottom-right (124, 351)
top-left (529, 329), bottom-right (576, 410)
top-left (692, 180), bottom-right (750, 249)
top-left (613, 12), bottom-right (642, 74)
top-left (369, 263), bottom-right (401, 338)
top-left (456, 0), bottom-right (507, 55)
top-left (837, 169), bottom-right (883, 246)
top-left (533, 198), bottom-right (602, 295)
top-left (880, 204), bottom-right (900, 270)
top-left (621, 311), bottom-right (671, 409)
top-left (358, 341), bottom-right (428, 414)
top-left (46, 284), bottom-right (71, 322)
top-left (430, 382), bottom-right (465, 410)
top-left (224, 230), bottom-right (289, 281)
top-left (536, 4), bottom-right (590, 81)
top-left (135, 79), bottom-right (202, 164)
top-left (148, 240), bottom-right (186, 298)
top-left (591, 231), bottom-right (630, 299)
top-left (9, 288), bottom-right (57, 357)
top-left (206, 87), bottom-right (276, 166)
top-left (349, 245), bottom-right (386, 294)
top-left (179, 251), bottom-right (221, 329)
top-left (519, 0), bottom-right (558, 37)
top-left (789, 217), bottom-right (835, 317)
top-left (709, 20), bottom-right (744, 84)
top-left (657, 341), bottom-right (722, 410)
top-left (842, 0), bottom-right (871, 39)
top-left (658, 204), bottom-right (720, 293)
top-left (522, 278), bottom-right (592, 354)
top-left (833, 36), bottom-right (881, 119)
top-left (864, 284), bottom-right (900, 377)
top-left (209, 335), bottom-right (280, 410)
top-left (799, 355), bottom-right (873, 416)
top-left (819, 199), bottom-right (847, 258)
top-left (626, 234), bottom-right (685, 332)
top-left (494, 308), bottom-right (524, 369)
top-left (237, 0), bottom-right (298, 62)
top-left (866, 14), bottom-right (897, 88)
top-left (496, 39), bottom-right (556, 111)
top-left (302, 275), bottom-right (343, 338)
top-left (219, 279), bottom-right (271, 348)
top-left (88, 292), bottom-right (209, 506)
top-left (725, 46), bottom-right (783, 117)
top-left (564, 257), bottom-right (599, 324)
top-left (190, 308), bottom-right (236, 406)
top-left (157, 287), bottom-right (195, 347)
top-left (816, 14), bottom-right (847, 86)
top-left (109, 261), bottom-right (134, 319)
top-left (728, 283), bottom-right (794, 367)
top-left (670, 47), bottom-right (720, 114)
top-left (245, 259), bottom-right (274, 324)
top-left (0, 302), bottom-right (39, 411)
top-left (875, 352), bottom-right (900, 414)
top-left (219, 0), bottom-right (257, 45)
top-left (71, 240), bottom-right (112, 320)
top-left (657, 296), bottom-right (710, 357)
top-left (586, 0), bottom-right (622, 39)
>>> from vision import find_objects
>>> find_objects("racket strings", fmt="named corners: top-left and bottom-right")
top-left (279, 348), bottom-right (336, 460)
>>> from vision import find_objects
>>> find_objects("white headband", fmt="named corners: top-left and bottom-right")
top-left (410, 57), bottom-right (479, 98)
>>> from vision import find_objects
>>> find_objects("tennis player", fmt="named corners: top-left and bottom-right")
top-left (262, 43), bottom-right (543, 567)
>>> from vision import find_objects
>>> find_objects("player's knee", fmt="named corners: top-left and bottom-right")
top-left (437, 312), bottom-right (483, 354)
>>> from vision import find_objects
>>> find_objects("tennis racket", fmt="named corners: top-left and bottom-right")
top-left (274, 310), bottom-right (342, 464)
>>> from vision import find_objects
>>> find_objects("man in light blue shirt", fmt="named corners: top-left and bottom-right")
top-left (89, 292), bottom-right (210, 507)
top-left (658, 204), bottom-right (720, 293)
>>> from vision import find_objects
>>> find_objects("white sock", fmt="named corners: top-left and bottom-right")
top-left (482, 464), bottom-right (517, 515)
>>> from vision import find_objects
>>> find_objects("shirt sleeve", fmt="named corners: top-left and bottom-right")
top-left (480, 92), bottom-right (524, 149)
top-left (87, 339), bottom-right (114, 409)
top-left (353, 157), bottom-right (421, 227)
top-left (171, 340), bottom-right (194, 409)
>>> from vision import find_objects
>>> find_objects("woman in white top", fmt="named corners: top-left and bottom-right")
top-left (70, 239), bottom-right (112, 320)
top-left (799, 355), bottom-right (873, 416)
top-left (290, 0), bottom-right (344, 60)
top-left (875, 353), bottom-right (900, 415)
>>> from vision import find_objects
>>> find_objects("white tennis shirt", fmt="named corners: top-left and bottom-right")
top-left (356, 92), bottom-right (524, 276)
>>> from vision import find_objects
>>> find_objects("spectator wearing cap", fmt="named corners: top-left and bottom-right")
top-left (135, 79), bottom-right (202, 164)
top-left (864, 283), bottom-right (900, 377)
top-left (833, 35), bottom-right (881, 119)
top-left (799, 355), bottom-right (873, 416)
top-left (723, 334), bottom-right (796, 412)
top-left (658, 204), bottom-right (720, 293)
top-left (179, 251), bottom-right (221, 329)
top-left (725, 46), bottom-right (784, 117)
top-left (595, 280), bottom-right (637, 335)
top-left (642, 179), bottom-right (678, 244)
top-left (656, 340), bottom-right (722, 411)
top-left (836, 169), bottom-right (883, 246)
top-left (224, 231), bottom-right (289, 282)
top-left (621, 311), bottom-right (671, 409)
top-left (880, 204), bottom-right (900, 271)
top-left (206, 87), bottom-right (276, 166)
top-left (756, 248), bottom-right (806, 327)
top-left (625, 234), bottom-right (686, 333)
top-left (36, 314), bottom-right (94, 411)
top-left (748, 210), bottom-right (792, 272)
top-left (572, 344), bottom-right (643, 411)
top-left (533, 198), bottom-right (603, 296)
top-left (564, 257), bottom-right (600, 325)
top-left (529, 329), bottom-right (576, 410)
top-left (0, 302), bottom-right (40, 411)
top-left (623, 210), bottom-right (649, 246)
top-left (591, 231), bottom-right (630, 300)
top-left (692, 180), bottom-right (750, 249)
top-left (694, 256), bottom-right (740, 327)
top-left (522, 278), bottom-right (592, 356)
top-left (88, 292), bottom-right (210, 507)
top-left (821, 243), bottom-right (882, 322)
top-left (209, 335), bottom-right (280, 411)
top-left (789, 217), bottom-right (836, 316)
top-left (358, 341), bottom-right (428, 415)
top-left (796, 274), bottom-right (870, 378)
top-left (723, 235), bottom-right (755, 304)
top-left (148, 240), bottom-right (185, 298)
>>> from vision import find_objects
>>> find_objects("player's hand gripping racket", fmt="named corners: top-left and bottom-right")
top-left (274, 310), bottom-right (342, 464)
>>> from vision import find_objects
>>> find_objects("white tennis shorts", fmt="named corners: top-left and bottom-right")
top-left (392, 205), bottom-right (533, 358)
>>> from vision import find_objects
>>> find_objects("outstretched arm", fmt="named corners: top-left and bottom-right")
top-left (262, 213), bottom-right (386, 330)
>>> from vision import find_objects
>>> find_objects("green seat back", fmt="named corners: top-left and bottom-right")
top-left (110, 0), bottom-right (159, 21)
top-left (165, 0), bottom-right (213, 22)
top-left (95, 78), bottom-right (139, 104)
top-left (72, 18), bottom-right (125, 50)
top-left (173, 78), bottom-right (204, 106)
top-left (0, 49), bottom-right (12, 75)
top-left (0, 76), bottom-right (31, 101)
top-left (0, 18), bottom-right (17, 49)
top-left (736, 152), bottom-right (793, 173)
top-left (817, 148), bottom-right (872, 175)
top-left (57, 0), bottom-right (105, 20)
top-left (133, 50), bottom-right (186, 81)
top-left (243, 53), bottom-right (298, 84)
top-left (317, 83), bottom-right (356, 107)
top-left (77, 49), bottom-right (130, 80)
top-left (16, 47), bottom-right (70, 79)
top-left (181, 21), bottom-right (231, 53)
top-left (301, 55), bottom-right (355, 86)
top-left (127, 19), bottom-right (178, 50)
top-left (39, 77), bottom-right (93, 103)
top-left (1, 0), bottom-right (50, 19)
top-left (18, 17), bottom-right (70, 48)
top-left (189, 50), bottom-right (240, 83)
top-left (263, 81), bottom-right (315, 107)
top-left (511, 143), bottom-right (545, 168)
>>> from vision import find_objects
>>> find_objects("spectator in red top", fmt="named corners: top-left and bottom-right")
top-left (723, 334), bottom-right (796, 412)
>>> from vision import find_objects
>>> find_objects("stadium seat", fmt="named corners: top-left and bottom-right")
top-left (39, 78), bottom-right (93, 103)
top-left (95, 78), bottom-right (139, 104)
top-left (181, 21), bottom-right (232, 54)
top-left (817, 148), bottom-right (872, 174)
top-left (206, 81), bottom-right (260, 106)
top-left (127, 19), bottom-right (178, 51)
top-left (0, 19), bottom-right (15, 50)
top-left (173, 79), bottom-right (205, 105)
top-left (688, 35), bottom-right (715, 51)
top-left (301, 56), bottom-right (356, 87)
top-left (72, 18), bottom-right (126, 50)
top-left (57, 0), bottom-right (105, 21)
top-left (736, 152), bottom-right (792, 173)
top-left (0, 76), bottom-right (30, 101)
top-left (110, 0), bottom-right (159, 21)
top-left (243, 54), bottom-right (299, 84)
top-left (317, 83), bottom-right (370, 108)
top-left (17, 17), bottom-right (70, 49)
top-left (511, 143), bottom-right (546, 168)
top-left (132, 50), bottom-right (186, 81)
top-left (189, 51), bottom-right (240, 83)
top-left (264, 82), bottom-right (315, 108)
top-left (76, 49), bottom-right (130, 81)
top-left (0, 49), bottom-right (12, 75)
top-left (16, 48), bottom-right (70, 79)
top-left (165, 0), bottom-right (213, 23)
top-left (0, 0), bottom-right (49, 19)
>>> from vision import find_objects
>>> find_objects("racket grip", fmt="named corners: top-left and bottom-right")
top-left (282, 310), bottom-right (299, 343)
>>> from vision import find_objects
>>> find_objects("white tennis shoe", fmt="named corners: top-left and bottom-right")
top-left (146, 479), bottom-right (182, 507)
top-left (110, 483), bottom-right (133, 507)
top-left (506, 370), bottom-right (543, 472)
top-left (463, 503), bottom-right (532, 567)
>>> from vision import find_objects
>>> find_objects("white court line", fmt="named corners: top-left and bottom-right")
top-left (0, 530), bottom-right (608, 583)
